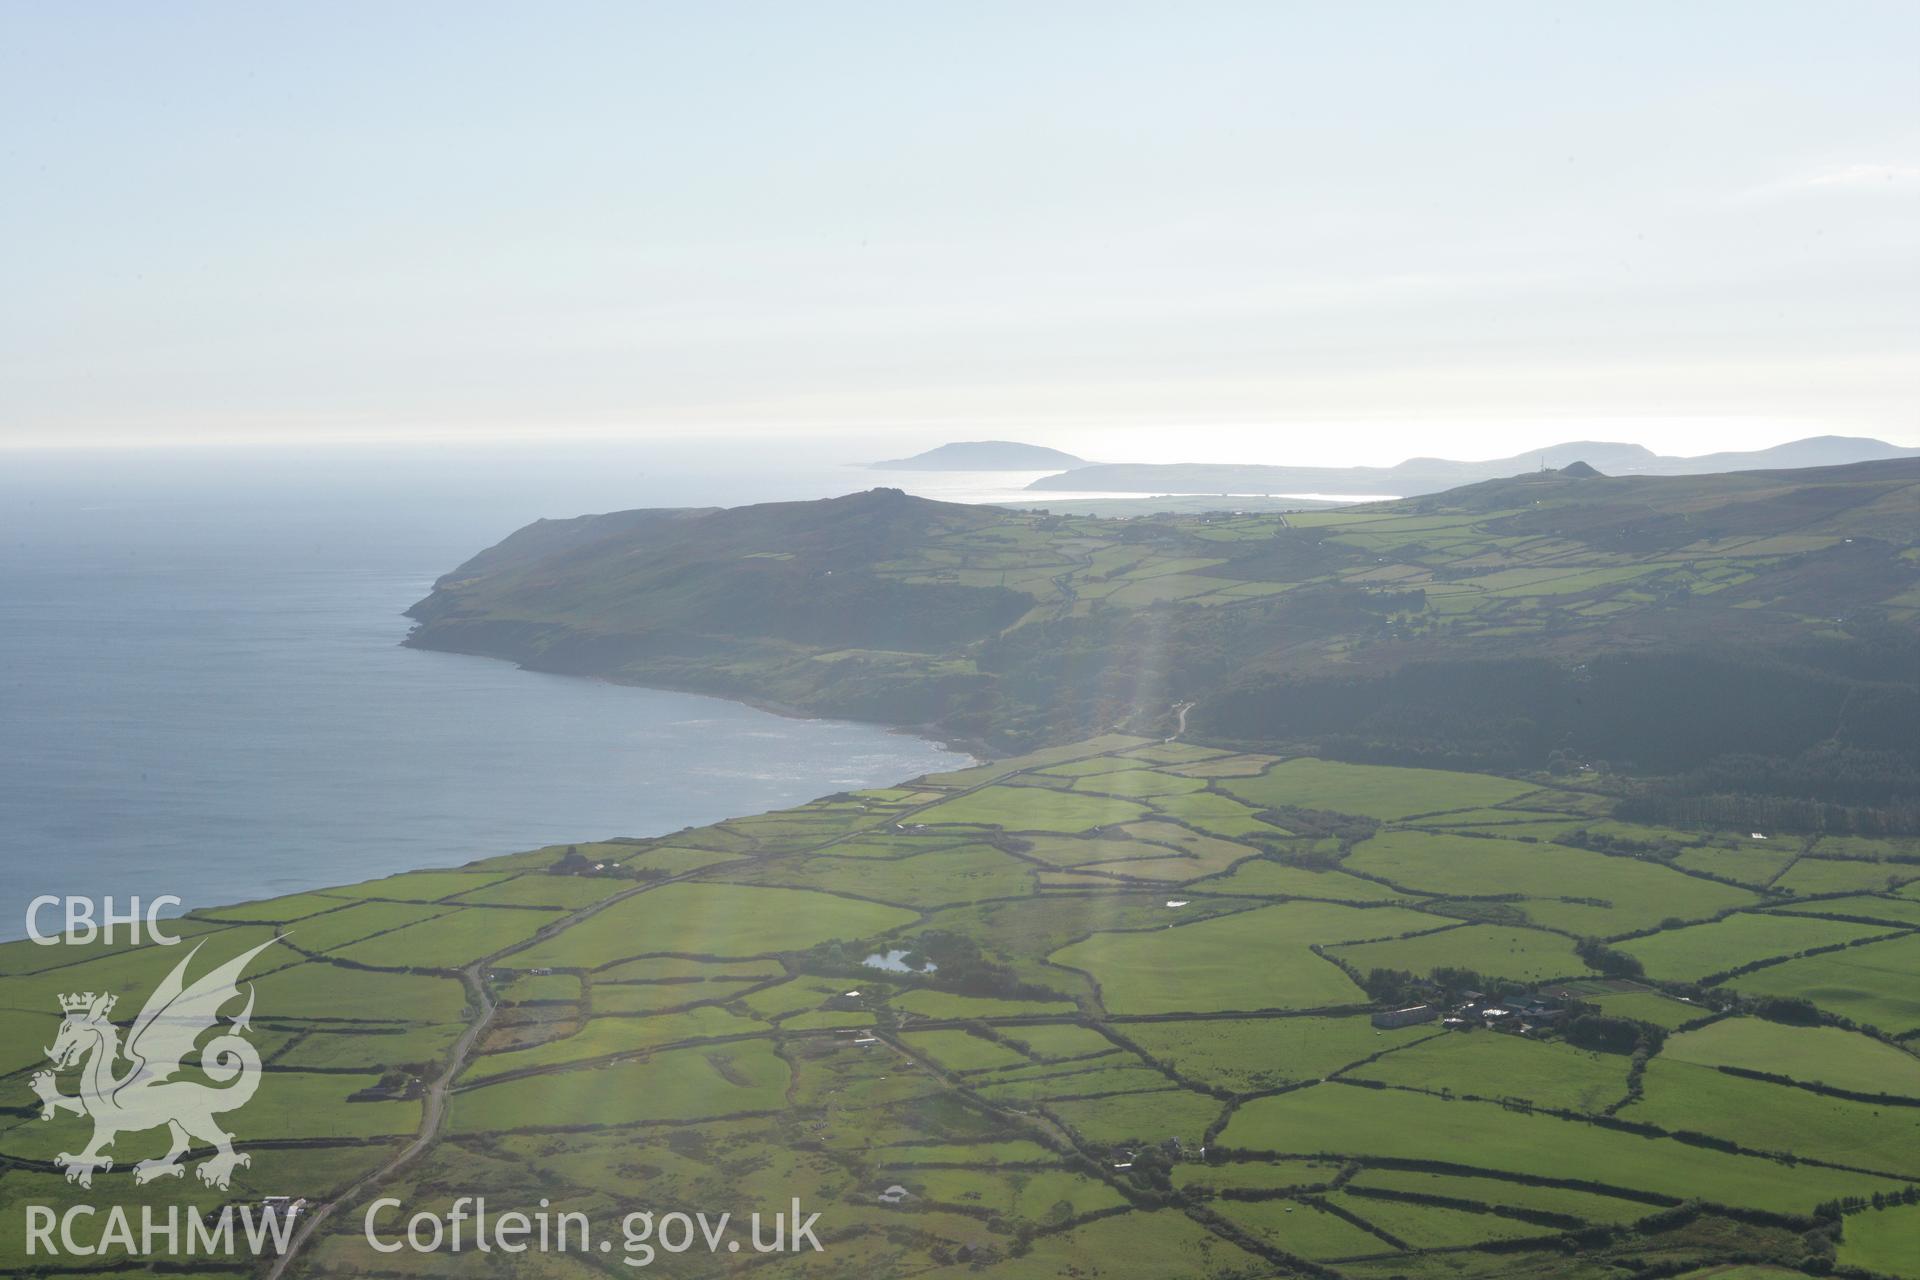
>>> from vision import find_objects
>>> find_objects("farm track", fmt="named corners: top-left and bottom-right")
top-left (264, 753), bottom-right (1062, 1277)
top-left (263, 865), bottom-right (717, 1277)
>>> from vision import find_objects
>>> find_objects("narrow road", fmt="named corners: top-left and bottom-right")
top-left (265, 743), bottom-right (1132, 1276)
top-left (1167, 701), bottom-right (1194, 742)
top-left (263, 868), bottom-right (704, 1278)
top-left (265, 963), bottom-right (495, 1278)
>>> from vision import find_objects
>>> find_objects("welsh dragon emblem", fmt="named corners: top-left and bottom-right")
top-left (31, 938), bottom-right (277, 1190)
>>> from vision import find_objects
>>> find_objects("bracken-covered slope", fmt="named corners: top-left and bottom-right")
top-left (406, 461), bottom-right (1920, 809)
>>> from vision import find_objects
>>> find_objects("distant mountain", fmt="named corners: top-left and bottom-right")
top-left (873, 441), bottom-right (1088, 470)
top-left (1682, 436), bottom-right (1920, 472)
top-left (1025, 434), bottom-right (1920, 495)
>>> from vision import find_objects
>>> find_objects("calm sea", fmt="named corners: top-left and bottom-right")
top-left (0, 438), bottom-right (1066, 939)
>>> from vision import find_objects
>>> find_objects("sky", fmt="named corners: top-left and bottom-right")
top-left (2, 2), bottom-right (1916, 466)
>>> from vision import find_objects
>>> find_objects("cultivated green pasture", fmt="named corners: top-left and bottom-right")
top-left (1211, 1198), bottom-right (1391, 1261)
top-left (1617, 912), bottom-right (1896, 983)
top-left (1122, 1015), bottom-right (1437, 1091)
top-left (1051, 901), bottom-right (1437, 1013)
top-left (890, 989), bottom-right (1078, 1020)
top-left (1222, 757), bottom-right (1544, 819)
top-left (1661, 1016), bottom-right (1920, 1097)
top-left (914, 784), bottom-right (1155, 831)
top-left (903, 1028), bottom-right (1033, 1073)
top-left (1331, 924), bottom-right (1592, 984)
top-left (1724, 932), bottom-right (1920, 1034)
top-left (918, 1207), bottom-right (1266, 1278)
top-left (1331, 1191), bottom-right (1552, 1247)
top-left (1346, 1027), bottom-right (1630, 1112)
top-left (1200, 857), bottom-right (1411, 900)
top-left (1222, 1084), bottom-right (1903, 1213)
top-left (1343, 830), bottom-right (1756, 932)
top-left (1775, 857), bottom-right (1919, 895)
top-left (503, 882), bottom-right (918, 966)
top-left (1347, 1168), bottom-right (1660, 1224)
top-left (1623, 1059), bottom-right (1920, 1177)
top-left (1772, 893), bottom-right (1920, 928)
top-left (451, 1040), bottom-right (791, 1132)
top-left (6, 736), bottom-right (1914, 1278)
top-left (330, 903), bottom-right (560, 969)
top-left (722, 843), bottom-right (1037, 907)
top-left (1838, 1202), bottom-right (1920, 1278)
top-left (1673, 845), bottom-right (1799, 886)
top-left (1583, 988), bottom-right (1707, 1028)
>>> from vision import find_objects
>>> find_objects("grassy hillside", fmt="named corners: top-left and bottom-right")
top-left (8, 741), bottom-right (1917, 1277)
top-left (406, 460), bottom-right (1920, 819)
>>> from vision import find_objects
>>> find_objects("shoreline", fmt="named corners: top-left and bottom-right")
top-left (397, 627), bottom-right (998, 764)
top-left (0, 646), bottom-right (976, 944)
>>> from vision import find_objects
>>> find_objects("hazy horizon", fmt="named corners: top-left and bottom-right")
top-left (4, 3), bottom-right (1916, 459)
top-left (6, 420), bottom-right (1916, 476)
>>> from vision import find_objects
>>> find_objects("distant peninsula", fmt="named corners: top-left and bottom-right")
top-left (1025, 435), bottom-right (1919, 496)
top-left (403, 457), bottom-right (1920, 761)
top-left (872, 440), bottom-right (1087, 470)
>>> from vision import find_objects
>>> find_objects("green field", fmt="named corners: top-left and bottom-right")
top-left (1661, 1016), bottom-right (1920, 1097)
top-left (276, 899), bottom-right (452, 952)
top-left (726, 842), bottom-right (1038, 907)
top-left (1347, 1168), bottom-right (1661, 1224)
top-left (1346, 1027), bottom-right (1630, 1111)
top-left (1122, 1015), bottom-right (1436, 1091)
top-left (1774, 857), bottom-right (1919, 895)
top-left (505, 881), bottom-right (919, 966)
top-left (1222, 1083), bottom-right (1902, 1213)
top-left (1200, 857), bottom-right (1412, 900)
top-left (1839, 1202), bottom-right (1920, 1278)
top-left (890, 988), bottom-right (1078, 1020)
top-left (1623, 1059), bottom-right (1920, 1177)
top-left (902, 1027), bottom-right (1034, 1072)
top-left (451, 1040), bottom-right (791, 1132)
top-left (462, 1005), bottom-right (767, 1077)
top-left (1723, 932), bottom-right (1920, 1034)
top-left (1617, 912), bottom-right (1896, 982)
top-left (1772, 893), bottom-right (1920, 927)
top-left (1583, 988), bottom-right (1708, 1028)
top-left (1330, 1190), bottom-right (1553, 1247)
top-left (915, 784), bottom-right (1153, 831)
top-left (329, 903), bottom-right (561, 968)
top-left (6, 736), bottom-right (1919, 1278)
top-left (1343, 829), bottom-right (1755, 932)
top-left (1212, 1197), bottom-right (1392, 1260)
top-left (906, 1165), bottom-right (1127, 1219)
top-left (920, 1207), bottom-right (1267, 1278)
top-left (1051, 900), bottom-right (1437, 1013)
top-left (1331, 924), bottom-right (1592, 984)
top-left (1221, 757), bottom-right (1543, 820)
top-left (1673, 845), bottom-right (1799, 886)
top-left (996, 1022), bottom-right (1119, 1061)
